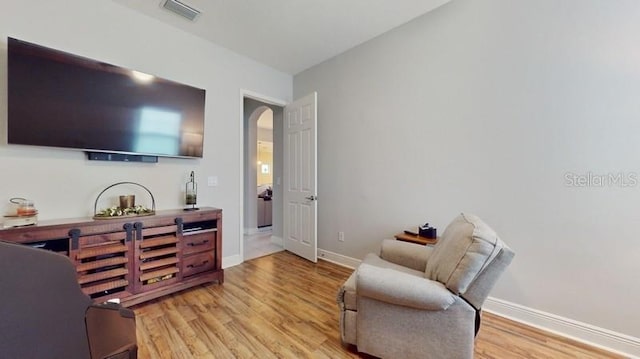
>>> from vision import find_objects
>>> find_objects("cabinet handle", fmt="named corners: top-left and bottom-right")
top-left (187, 260), bottom-right (209, 268)
top-left (187, 239), bottom-right (209, 247)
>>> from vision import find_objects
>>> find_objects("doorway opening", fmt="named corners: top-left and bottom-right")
top-left (243, 95), bottom-right (285, 261)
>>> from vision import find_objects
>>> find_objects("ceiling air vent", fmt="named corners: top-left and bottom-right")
top-left (161, 0), bottom-right (201, 21)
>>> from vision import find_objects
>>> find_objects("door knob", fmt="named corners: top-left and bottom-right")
top-left (305, 195), bottom-right (317, 201)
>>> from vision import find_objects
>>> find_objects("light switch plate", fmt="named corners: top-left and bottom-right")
top-left (207, 176), bottom-right (218, 187)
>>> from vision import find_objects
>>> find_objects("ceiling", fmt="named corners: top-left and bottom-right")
top-left (112, 0), bottom-right (451, 75)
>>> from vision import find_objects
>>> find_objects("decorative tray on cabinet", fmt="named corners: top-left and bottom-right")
top-left (92, 182), bottom-right (156, 220)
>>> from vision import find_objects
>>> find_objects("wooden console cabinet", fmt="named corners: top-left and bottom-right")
top-left (0, 207), bottom-right (223, 307)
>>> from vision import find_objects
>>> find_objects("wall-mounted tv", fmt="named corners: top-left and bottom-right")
top-left (7, 37), bottom-right (206, 159)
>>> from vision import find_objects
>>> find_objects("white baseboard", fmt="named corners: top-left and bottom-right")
top-left (270, 235), bottom-right (283, 246)
top-left (315, 249), bottom-right (640, 358)
top-left (222, 254), bottom-right (243, 269)
top-left (317, 248), bottom-right (361, 269)
top-left (484, 297), bottom-right (640, 358)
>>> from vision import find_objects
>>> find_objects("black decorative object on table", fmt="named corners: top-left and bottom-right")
top-left (419, 223), bottom-right (437, 239)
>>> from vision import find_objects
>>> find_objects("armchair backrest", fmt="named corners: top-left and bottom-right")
top-left (0, 240), bottom-right (92, 358)
top-left (425, 213), bottom-right (514, 309)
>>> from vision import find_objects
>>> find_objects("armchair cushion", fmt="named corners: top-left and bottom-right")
top-left (338, 252), bottom-right (427, 312)
top-left (357, 262), bottom-right (456, 310)
top-left (379, 239), bottom-right (433, 271)
top-left (425, 213), bottom-right (504, 295)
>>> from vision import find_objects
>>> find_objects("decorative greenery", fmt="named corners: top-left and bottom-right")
top-left (95, 205), bottom-right (153, 217)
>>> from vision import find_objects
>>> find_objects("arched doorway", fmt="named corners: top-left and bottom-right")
top-left (243, 97), bottom-right (284, 260)
top-left (256, 109), bottom-right (273, 228)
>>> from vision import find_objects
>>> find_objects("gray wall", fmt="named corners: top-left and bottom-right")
top-left (272, 106), bottom-right (284, 240)
top-left (295, 0), bottom-right (640, 341)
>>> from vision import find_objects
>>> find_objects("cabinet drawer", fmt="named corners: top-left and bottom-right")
top-left (182, 252), bottom-right (215, 277)
top-left (182, 232), bottom-right (215, 255)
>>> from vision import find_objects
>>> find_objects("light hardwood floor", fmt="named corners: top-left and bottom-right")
top-left (243, 230), bottom-right (283, 261)
top-left (134, 251), bottom-right (624, 358)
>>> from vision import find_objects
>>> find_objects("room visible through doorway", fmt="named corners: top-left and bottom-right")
top-left (242, 95), bottom-right (285, 261)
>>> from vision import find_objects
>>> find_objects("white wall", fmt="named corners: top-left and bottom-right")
top-left (295, 0), bottom-right (640, 345)
top-left (257, 127), bottom-right (273, 143)
top-left (0, 0), bottom-right (292, 261)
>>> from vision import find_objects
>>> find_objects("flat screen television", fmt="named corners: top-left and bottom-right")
top-left (7, 37), bottom-right (206, 159)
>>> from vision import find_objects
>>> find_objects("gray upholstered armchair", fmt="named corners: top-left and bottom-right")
top-left (337, 213), bottom-right (514, 359)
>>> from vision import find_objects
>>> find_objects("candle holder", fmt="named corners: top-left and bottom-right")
top-left (119, 195), bottom-right (135, 209)
top-left (185, 171), bottom-right (198, 211)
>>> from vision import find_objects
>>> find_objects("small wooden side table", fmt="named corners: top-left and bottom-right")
top-left (395, 232), bottom-right (438, 246)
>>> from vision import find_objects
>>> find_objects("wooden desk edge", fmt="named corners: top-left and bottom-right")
top-left (394, 232), bottom-right (438, 246)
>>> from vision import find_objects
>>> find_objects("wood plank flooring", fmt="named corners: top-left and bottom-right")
top-left (133, 251), bottom-right (624, 358)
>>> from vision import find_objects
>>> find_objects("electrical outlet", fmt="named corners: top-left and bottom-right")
top-left (338, 231), bottom-right (345, 242)
top-left (207, 176), bottom-right (218, 187)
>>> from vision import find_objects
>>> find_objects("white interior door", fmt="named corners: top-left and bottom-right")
top-left (283, 92), bottom-right (317, 262)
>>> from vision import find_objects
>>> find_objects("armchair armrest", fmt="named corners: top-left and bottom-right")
top-left (85, 303), bottom-right (138, 359)
top-left (356, 263), bottom-right (455, 311)
top-left (379, 239), bottom-right (433, 271)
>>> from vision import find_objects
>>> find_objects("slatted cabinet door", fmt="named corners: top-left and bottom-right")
top-left (133, 222), bottom-right (181, 293)
top-left (71, 226), bottom-right (133, 302)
